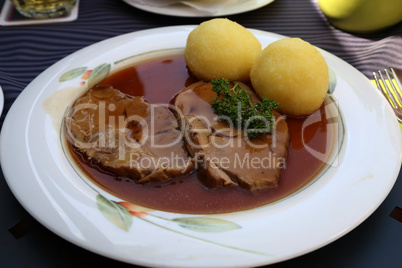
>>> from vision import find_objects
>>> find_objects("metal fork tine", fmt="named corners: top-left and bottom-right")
top-left (376, 70), bottom-right (398, 107)
top-left (373, 71), bottom-right (383, 98)
top-left (385, 68), bottom-right (402, 105)
top-left (390, 67), bottom-right (402, 91)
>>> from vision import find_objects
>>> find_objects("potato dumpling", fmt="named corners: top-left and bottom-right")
top-left (185, 18), bottom-right (261, 82)
top-left (250, 38), bottom-right (329, 116)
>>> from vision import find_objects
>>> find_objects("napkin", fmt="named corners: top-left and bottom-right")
top-left (126, 0), bottom-right (238, 14)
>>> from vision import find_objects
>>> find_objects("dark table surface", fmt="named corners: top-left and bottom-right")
top-left (1, 0), bottom-right (401, 267)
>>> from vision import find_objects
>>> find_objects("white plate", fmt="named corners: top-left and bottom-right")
top-left (122, 0), bottom-right (275, 17)
top-left (1, 26), bottom-right (401, 267)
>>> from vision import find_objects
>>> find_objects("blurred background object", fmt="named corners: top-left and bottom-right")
top-left (318, 0), bottom-right (402, 33)
top-left (9, 0), bottom-right (76, 18)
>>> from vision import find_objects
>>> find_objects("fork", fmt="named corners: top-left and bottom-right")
top-left (373, 68), bottom-right (402, 122)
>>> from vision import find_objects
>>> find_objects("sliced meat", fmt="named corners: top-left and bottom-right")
top-left (174, 81), bottom-right (289, 191)
top-left (64, 85), bottom-right (193, 183)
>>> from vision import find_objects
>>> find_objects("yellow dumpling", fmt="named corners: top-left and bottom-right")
top-left (185, 18), bottom-right (261, 82)
top-left (250, 38), bottom-right (329, 116)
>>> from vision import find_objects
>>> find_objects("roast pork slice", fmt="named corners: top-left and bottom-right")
top-left (174, 81), bottom-right (290, 191)
top-left (64, 85), bottom-right (194, 183)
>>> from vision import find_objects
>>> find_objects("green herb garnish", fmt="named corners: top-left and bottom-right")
top-left (211, 78), bottom-right (279, 139)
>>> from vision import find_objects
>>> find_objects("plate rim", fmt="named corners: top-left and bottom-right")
top-left (0, 85), bottom-right (3, 117)
top-left (122, 0), bottom-right (276, 17)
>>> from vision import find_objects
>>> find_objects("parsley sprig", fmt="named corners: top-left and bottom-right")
top-left (211, 78), bottom-right (278, 139)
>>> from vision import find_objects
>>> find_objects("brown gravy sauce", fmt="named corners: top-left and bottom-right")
top-left (68, 54), bottom-right (333, 214)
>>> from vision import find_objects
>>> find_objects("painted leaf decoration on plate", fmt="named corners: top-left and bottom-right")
top-left (96, 194), bottom-right (133, 231)
top-left (328, 68), bottom-right (337, 94)
top-left (172, 217), bottom-right (241, 233)
top-left (59, 67), bottom-right (87, 82)
top-left (88, 63), bottom-right (110, 89)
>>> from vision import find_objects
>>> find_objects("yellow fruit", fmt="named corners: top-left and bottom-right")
top-left (318, 0), bottom-right (402, 33)
top-left (250, 38), bottom-right (329, 117)
top-left (185, 18), bottom-right (261, 82)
